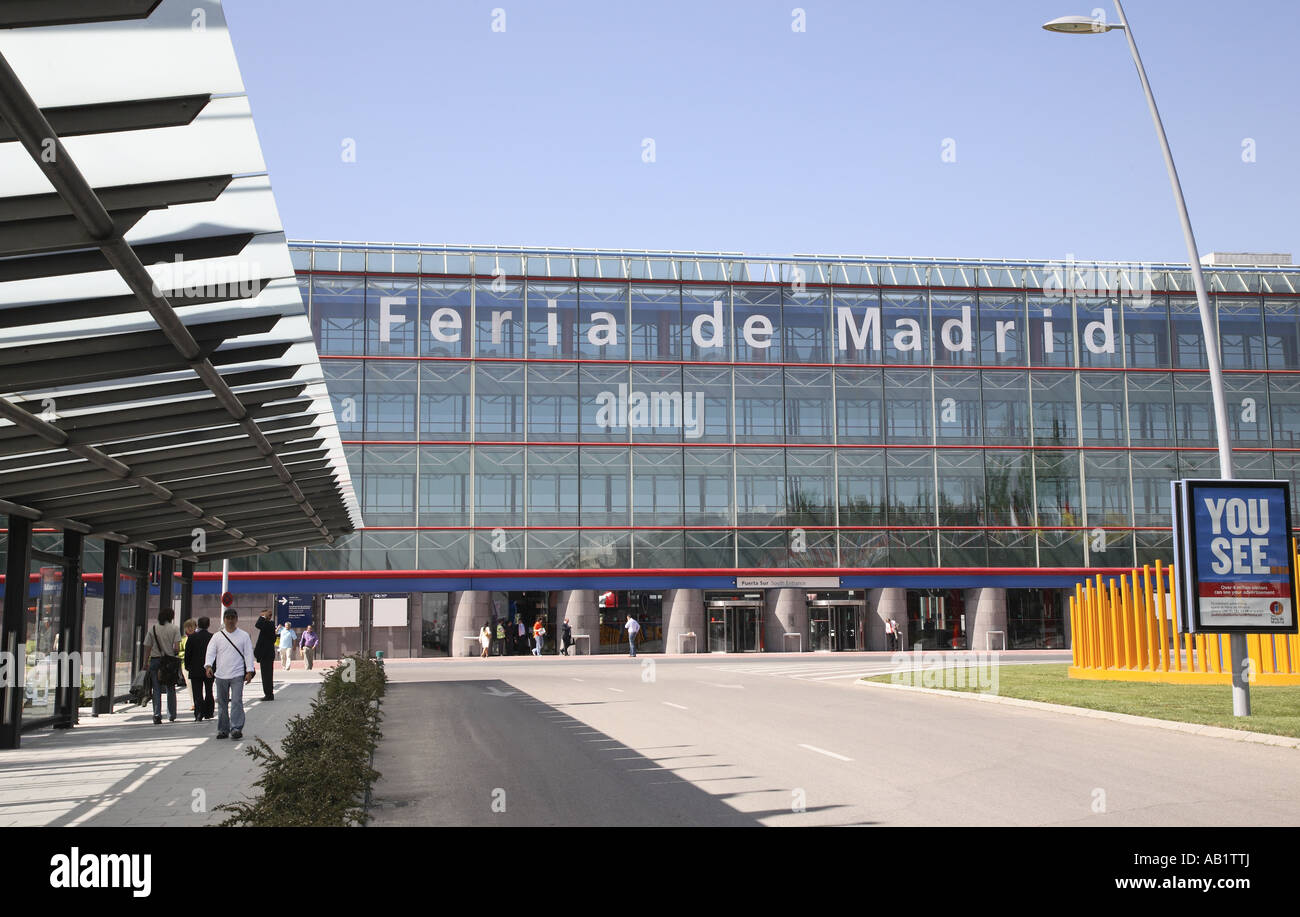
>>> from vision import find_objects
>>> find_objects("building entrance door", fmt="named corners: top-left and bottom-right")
top-left (706, 600), bottom-right (761, 653)
top-left (808, 599), bottom-right (863, 651)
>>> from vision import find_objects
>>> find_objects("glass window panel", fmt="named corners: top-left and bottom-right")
top-left (837, 448), bottom-right (886, 525)
top-left (475, 363), bottom-right (525, 440)
top-left (1270, 374), bottom-right (1300, 447)
top-left (475, 446), bottom-right (525, 520)
top-left (323, 360), bottom-right (363, 440)
top-left (983, 449), bottom-right (1035, 527)
top-left (734, 367), bottom-right (785, 442)
top-left (526, 447), bottom-right (579, 525)
top-left (473, 527), bottom-right (524, 569)
top-left (527, 363), bottom-right (579, 439)
top-left (883, 369), bottom-right (931, 444)
top-left (1087, 528), bottom-right (1132, 567)
top-left (1080, 373), bottom-right (1125, 445)
top-left (418, 531), bottom-right (470, 570)
top-left (1126, 372), bottom-right (1174, 447)
top-left (887, 448), bottom-right (935, 526)
top-left (1027, 295), bottom-right (1073, 367)
top-left (978, 293), bottom-right (1027, 366)
top-left (308, 533), bottom-right (360, 570)
top-left (313, 275), bottom-right (365, 355)
top-left (420, 279), bottom-right (472, 357)
top-left (1075, 296), bottom-right (1121, 368)
top-left (1034, 450), bottom-right (1081, 527)
top-left (1083, 451), bottom-right (1131, 527)
top-left (934, 369), bottom-right (981, 443)
top-left (419, 362), bottom-right (470, 437)
top-left (1131, 450), bottom-right (1176, 525)
top-left (1265, 298), bottom-right (1300, 370)
top-left (785, 448), bottom-right (833, 525)
top-left (362, 531), bottom-right (416, 571)
top-left (684, 447), bottom-right (733, 525)
top-left (475, 279), bottom-right (525, 357)
top-left (839, 530), bottom-right (888, 566)
top-left (834, 367), bottom-right (883, 442)
top-left (1030, 371), bottom-right (1078, 445)
top-left (1134, 529), bottom-right (1172, 568)
top-left (681, 286), bottom-right (729, 362)
top-left (418, 447), bottom-right (470, 525)
top-left (733, 285), bottom-right (782, 363)
top-left (578, 281), bottom-right (628, 360)
top-left (783, 284), bottom-right (830, 363)
top-left (784, 368), bottom-right (833, 443)
top-left (684, 530), bottom-right (734, 568)
top-left (366, 278), bottom-right (418, 356)
top-left (633, 447), bottom-right (683, 525)
top-left (364, 361), bottom-right (416, 440)
top-left (936, 450), bottom-right (984, 525)
top-left (1217, 297), bottom-right (1265, 369)
top-left (1168, 296), bottom-right (1207, 369)
top-left (528, 282), bottom-right (580, 358)
top-left (1224, 373), bottom-right (1269, 446)
top-left (882, 291), bottom-right (928, 364)
top-left (889, 530), bottom-right (936, 566)
top-left (736, 448), bottom-right (785, 525)
top-left (1178, 449), bottom-right (1220, 479)
top-left (580, 447), bottom-right (629, 525)
top-left (1037, 529), bottom-right (1083, 567)
top-left (682, 366), bottom-right (731, 443)
top-left (1123, 295), bottom-right (1170, 368)
top-left (630, 365), bottom-right (685, 443)
top-left (1173, 374), bottom-right (1215, 447)
top-left (634, 530), bottom-right (683, 568)
top-left (361, 445), bottom-right (417, 525)
top-left (982, 370), bottom-right (1030, 444)
top-left (579, 364), bottom-right (629, 442)
top-left (788, 527), bottom-right (836, 568)
top-left (581, 531), bottom-right (630, 569)
top-left (987, 529), bottom-right (1036, 567)
top-left (737, 530), bottom-right (786, 567)
top-left (1230, 448), bottom-right (1273, 480)
top-left (930, 293), bottom-right (977, 366)
top-left (832, 289), bottom-right (881, 364)
top-left (1273, 453), bottom-right (1300, 519)
top-left (939, 530), bottom-right (987, 566)
top-left (630, 284), bottom-right (681, 361)
top-left (526, 530), bottom-right (580, 569)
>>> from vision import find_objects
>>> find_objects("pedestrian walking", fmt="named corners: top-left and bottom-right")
top-left (516, 618), bottom-right (527, 656)
top-left (180, 618), bottom-right (195, 670)
top-left (884, 617), bottom-right (896, 652)
top-left (624, 614), bottom-right (641, 657)
top-left (890, 617), bottom-right (901, 651)
top-left (561, 617), bottom-right (573, 656)
top-left (479, 624), bottom-right (491, 658)
top-left (277, 621), bottom-right (297, 670)
top-left (495, 619), bottom-right (506, 656)
top-left (204, 609), bottom-right (256, 740)
top-left (185, 617), bottom-right (215, 721)
top-left (142, 608), bottom-right (181, 724)
top-left (532, 618), bottom-right (546, 656)
top-left (253, 609), bottom-right (277, 700)
top-left (299, 624), bottom-right (319, 670)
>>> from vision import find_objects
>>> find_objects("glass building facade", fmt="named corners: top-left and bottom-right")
top-left (248, 243), bottom-right (1300, 576)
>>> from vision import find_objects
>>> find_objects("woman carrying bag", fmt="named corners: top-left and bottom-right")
top-left (142, 608), bottom-right (182, 724)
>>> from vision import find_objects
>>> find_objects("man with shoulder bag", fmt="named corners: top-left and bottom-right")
top-left (142, 608), bottom-right (181, 724)
top-left (204, 609), bottom-right (257, 740)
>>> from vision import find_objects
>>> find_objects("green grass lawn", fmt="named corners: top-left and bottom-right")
top-left (865, 663), bottom-right (1300, 739)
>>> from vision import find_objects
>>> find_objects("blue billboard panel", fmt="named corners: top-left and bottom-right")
top-left (1177, 479), bottom-right (1297, 634)
top-left (275, 593), bottom-right (314, 628)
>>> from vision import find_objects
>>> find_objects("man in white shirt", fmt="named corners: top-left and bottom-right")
top-left (624, 614), bottom-right (641, 658)
top-left (204, 609), bottom-right (256, 740)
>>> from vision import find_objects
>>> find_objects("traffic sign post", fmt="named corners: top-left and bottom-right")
top-left (1172, 479), bottom-right (1298, 716)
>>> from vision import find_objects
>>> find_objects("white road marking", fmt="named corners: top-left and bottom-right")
top-left (705, 682), bottom-right (745, 689)
top-left (662, 701), bottom-right (688, 710)
top-left (571, 677), bottom-right (585, 682)
top-left (798, 743), bottom-right (853, 762)
top-left (608, 687), bottom-right (624, 693)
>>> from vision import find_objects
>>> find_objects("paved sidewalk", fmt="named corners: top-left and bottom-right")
top-left (0, 666), bottom-right (327, 827)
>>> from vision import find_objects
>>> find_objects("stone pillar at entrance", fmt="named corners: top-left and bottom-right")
top-left (868, 588), bottom-right (907, 652)
top-left (663, 589), bottom-right (704, 653)
top-left (964, 587), bottom-right (1008, 652)
top-left (763, 588), bottom-right (808, 652)
top-left (450, 591), bottom-right (492, 657)
top-left (558, 590), bottom-right (598, 655)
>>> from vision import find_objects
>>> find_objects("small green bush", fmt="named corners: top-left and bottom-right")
top-left (216, 654), bottom-right (387, 827)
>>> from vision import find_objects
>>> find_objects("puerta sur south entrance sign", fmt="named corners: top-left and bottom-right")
top-left (1172, 479), bottom-right (1298, 635)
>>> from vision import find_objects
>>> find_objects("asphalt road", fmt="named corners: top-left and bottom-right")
top-left (367, 652), bottom-right (1300, 827)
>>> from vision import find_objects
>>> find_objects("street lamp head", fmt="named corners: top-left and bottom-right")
top-left (1043, 15), bottom-right (1123, 34)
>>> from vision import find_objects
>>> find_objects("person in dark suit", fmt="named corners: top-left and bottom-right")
top-left (185, 617), bottom-right (215, 720)
top-left (253, 609), bottom-right (277, 700)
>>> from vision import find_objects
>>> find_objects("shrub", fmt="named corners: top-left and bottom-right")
top-left (216, 653), bottom-right (387, 827)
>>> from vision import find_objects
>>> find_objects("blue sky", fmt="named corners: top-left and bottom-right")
top-left (224, 0), bottom-right (1299, 264)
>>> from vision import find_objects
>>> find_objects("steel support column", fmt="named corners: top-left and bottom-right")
top-left (52, 530), bottom-right (84, 728)
top-left (131, 550), bottom-right (152, 685)
top-left (94, 541), bottom-right (120, 715)
top-left (1, 515), bottom-right (32, 749)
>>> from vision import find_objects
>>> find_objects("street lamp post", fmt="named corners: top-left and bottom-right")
top-left (1045, 2), bottom-right (1250, 715)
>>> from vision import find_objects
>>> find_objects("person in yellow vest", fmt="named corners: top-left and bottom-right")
top-left (495, 620), bottom-right (506, 657)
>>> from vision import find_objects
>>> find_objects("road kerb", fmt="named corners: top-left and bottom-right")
top-left (857, 677), bottom-right (1300, 749)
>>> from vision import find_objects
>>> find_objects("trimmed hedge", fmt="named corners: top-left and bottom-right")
top-left (216, 654), bottom-right (387, 827)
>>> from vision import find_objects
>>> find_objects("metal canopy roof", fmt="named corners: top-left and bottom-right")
top-left (0, 1), bottom-right (360, 562)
